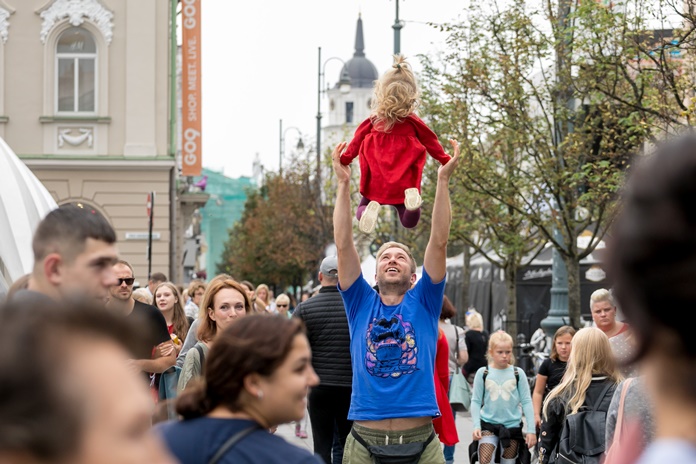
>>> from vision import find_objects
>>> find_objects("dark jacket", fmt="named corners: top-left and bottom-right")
top-left (539, 378), bottom-right (617, 464)
top-left (293, 286), bottom-right (352, 387)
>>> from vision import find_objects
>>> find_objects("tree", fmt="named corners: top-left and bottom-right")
top-left (217, 155), bottom-right (333, 297)
top-left (417, 0), bottom-right (691, 327)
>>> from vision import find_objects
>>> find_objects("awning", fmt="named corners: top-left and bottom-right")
top-left (0, 136), bottom-right (58, 284)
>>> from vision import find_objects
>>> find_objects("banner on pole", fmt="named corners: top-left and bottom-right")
top-left (181, 0), bottom-right (202, 176)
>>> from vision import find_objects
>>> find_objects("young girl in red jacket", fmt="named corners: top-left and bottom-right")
top-left (339, 54), bottom-right (459, 234)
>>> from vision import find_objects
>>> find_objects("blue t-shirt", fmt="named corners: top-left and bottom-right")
top-left (156, 418), bottom-right (322, 464)
top-left (339, 269), bottom-right (445, 421)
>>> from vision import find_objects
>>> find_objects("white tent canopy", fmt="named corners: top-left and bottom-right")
top-left (0, 136), bottom-right (57, 287)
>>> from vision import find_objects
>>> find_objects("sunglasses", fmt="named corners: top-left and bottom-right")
top-left (277, 304), bottom-right (289, 308)
top-left (116, 278), bottom-right (135, 286)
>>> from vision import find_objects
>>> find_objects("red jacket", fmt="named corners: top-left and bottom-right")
top-left (340, 114), bottom-right (451, 205)
top-left (433, 328), bottom-right (459, 446)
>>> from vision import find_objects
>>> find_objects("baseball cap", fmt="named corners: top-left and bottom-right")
top-left (320, 256), bottom-right (338, 277)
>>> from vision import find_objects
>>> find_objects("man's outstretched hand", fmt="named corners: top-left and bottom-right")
top-left (438, 139), bottom-right (460, 181)
top-left (332, 142), bottom-right (350, 183)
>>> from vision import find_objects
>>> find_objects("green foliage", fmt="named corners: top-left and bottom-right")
top-left (216, 156), bottom-right (332, 291)
top-left (417, 0), bottom-right (693, 326)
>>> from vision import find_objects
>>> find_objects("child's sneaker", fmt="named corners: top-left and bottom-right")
top-left (359, 201), bottom-right (380, 234)
top-left (404, 188), bottom-right (422, 211)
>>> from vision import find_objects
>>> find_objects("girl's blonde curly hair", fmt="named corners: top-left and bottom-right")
top-left (370, 54), bottom-right (419, 132)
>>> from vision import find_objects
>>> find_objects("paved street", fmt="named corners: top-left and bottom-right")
top-left (276, 410), bottom-right (475, 463)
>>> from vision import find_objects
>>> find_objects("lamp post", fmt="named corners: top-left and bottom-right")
top-left (278, 119), bottom-right (304, 175)
top-left (392, 0), bottom-right (404, 54)
top-left (315, 46), bottom-right (351, 201)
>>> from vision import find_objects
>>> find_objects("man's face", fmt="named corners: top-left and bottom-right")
top-left (375, 247), bottom-right (415, 291)
top-left (58, 238), bottom-right (119, 302)
top-left (110, 264), bottom-right (134, 302)
top-left (69, 339), bottom-right (175, 464)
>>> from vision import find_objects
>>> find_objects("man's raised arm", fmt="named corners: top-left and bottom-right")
top-left (332, 142), bottom-right (361, 290)
top-left (423, 140), bottom-right (460, 283)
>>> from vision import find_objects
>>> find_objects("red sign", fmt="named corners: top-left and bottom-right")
top-left (181, 0), bottom-right (202, 176)
top-left (146, 193), bottom-right (152, 217)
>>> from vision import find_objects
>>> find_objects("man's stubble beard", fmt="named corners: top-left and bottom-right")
top-left (376, 274), bottom-right (411, 295)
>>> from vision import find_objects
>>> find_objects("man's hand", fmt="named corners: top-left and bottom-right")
top-left (332, 142), bottom-right (350, 183)
top-left (438, 139), bottom-right (460, 181)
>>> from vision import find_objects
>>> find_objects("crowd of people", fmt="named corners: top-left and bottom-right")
top-left (3, 52), bottom-right (696, 464)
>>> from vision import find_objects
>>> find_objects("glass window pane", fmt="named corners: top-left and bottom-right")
top-left (57, 27), bottom-right (96, 54)
top-left (58, 58), bottom-right (75, 112)
top-left (78, 59), bottom-right (95, 112)
top-left (345, 101), bottom-right (354, 124)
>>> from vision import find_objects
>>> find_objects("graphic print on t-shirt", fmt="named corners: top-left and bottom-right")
top-left (365, 314), bottom-right (418, 378)
top-left (486, 377), bottom-right (517, 401)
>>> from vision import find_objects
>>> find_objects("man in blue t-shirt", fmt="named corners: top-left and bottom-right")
top-left (330, 139), bottom-right (460, 464)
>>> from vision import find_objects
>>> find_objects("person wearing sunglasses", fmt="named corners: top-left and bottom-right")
top-left (275, 293), bottom-right (292, 319)
top-left (107, 259), bottom-right (176, 378)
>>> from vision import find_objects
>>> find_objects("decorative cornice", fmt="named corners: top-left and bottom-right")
top-left (0, 6), bottom-right (12, 44)
top-left (37, 0), bottom-right (114, 45)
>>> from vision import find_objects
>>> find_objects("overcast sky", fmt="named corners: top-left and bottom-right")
top-left (200, 1), bottom-right (466, 179)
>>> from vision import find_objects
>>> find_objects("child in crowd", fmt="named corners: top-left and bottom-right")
top-left (532, 325), bottom-right (576, 428)
top-left (339, 54), bottom-right (456, 234)
top-left (470, 331), bottom-right (536, 464)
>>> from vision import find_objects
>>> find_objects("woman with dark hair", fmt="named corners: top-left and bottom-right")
top-left (177, 279), bottom-right (252, 391)
top-left (605, 134), bottom-right (696, 464)
top-left (157, 315), bottom-right (323, 463)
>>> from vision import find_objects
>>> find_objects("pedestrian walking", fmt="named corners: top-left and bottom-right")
top-left (470, 330), bottom-right (535, 464)
top-left (293, 255), bottom-right (353, 462)
top-left (0, 299), bottom-right (175, 464)
top-left (605, 134), bottom-right (696, 464)
top-left (178, 278), bottom-right (251, 392)
top-left (532, 325), bottom-right (575, 429)
top-left (538, 327), bottom-right (620, 464)
top-left (157, 316), bottom-right (323, 464)
top-left (438, 295), bottom-right (468, 463)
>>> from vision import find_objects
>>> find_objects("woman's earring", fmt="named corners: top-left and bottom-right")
top-left (257, 390), bottom-right (264, 400)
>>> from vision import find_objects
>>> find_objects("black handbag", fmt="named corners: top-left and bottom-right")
top-left (351, 429), bottom-right (435, 464)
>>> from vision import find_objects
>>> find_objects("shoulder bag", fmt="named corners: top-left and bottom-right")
top-left (603, 378), bottom-right (633, 464)
top-left (449, 325), bottom-right (472, 412)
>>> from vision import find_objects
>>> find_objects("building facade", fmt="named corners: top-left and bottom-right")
top-left (0, 0), bottom-right (202, 286)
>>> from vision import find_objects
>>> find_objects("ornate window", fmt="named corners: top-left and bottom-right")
top-left (56, 27), bottom-right (96, 114)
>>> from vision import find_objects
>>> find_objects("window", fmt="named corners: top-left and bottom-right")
top-left (345, 101), bottom-right (354, 124)
top-left (56, 27), bottom-right (96, 113)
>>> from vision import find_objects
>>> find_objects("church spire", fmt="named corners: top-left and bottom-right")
top-left (354, 14), bottom-right (365, 58)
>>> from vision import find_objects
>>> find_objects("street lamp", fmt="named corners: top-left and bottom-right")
top-left (316, 46), bottom-right (351, 199)
top-left (278, 119), bottom-right (304, 174)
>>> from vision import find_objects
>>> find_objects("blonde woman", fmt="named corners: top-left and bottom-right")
top-left (539, 327), bottom-right (622, 464)
top-left (338, 54), bottom-right (457, 233)
top-left (590, 289), bottom-right (637, 377)
top-left (275, 293), bottom-right (291, 318)
top-left (463, 310), bottom-right (489, 384)
top-left (253, 283), bottom-right (271, 314)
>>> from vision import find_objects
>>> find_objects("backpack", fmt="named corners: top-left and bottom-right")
top-left (555, 382), bottom-right (613, 464)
